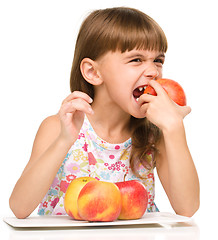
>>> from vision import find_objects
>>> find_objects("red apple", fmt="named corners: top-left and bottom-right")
top-left (77, 181), bottom-right (121, 222)
top-left (115, 180), bottom-right (148, 220)
top-left (144, 78), bottom-right (187, 106)
top-left (64, 176), bottom-right (97, 220)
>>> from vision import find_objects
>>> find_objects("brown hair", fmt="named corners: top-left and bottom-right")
top-left (70, 7), bottom-right (167, 177)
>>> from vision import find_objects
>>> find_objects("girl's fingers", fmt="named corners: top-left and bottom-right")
top-left (138, 80), bottom-right (168, 105)
top-left (59, 98), bottom-right (94, 117)
top-left (62, 91), bottom-right (93, 105)
top-left (182, 105), bottom-right (192, 117)
top-left (140, 102), bottom-right (149, 114)
top-left (148, 80), bottom-right (167, 96)
top-left (137, 92), bottom-right (155, 105)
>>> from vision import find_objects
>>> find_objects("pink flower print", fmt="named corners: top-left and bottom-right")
top-left (109, 155), bottom-right (115, 159)
top-left (82, 142), bottom-right (88, 152)
top-left (147, 191), bottom-right (152, 201)
top-left (104, 163), bottom-right (109, 166)
top-left (125, 167), bottom-right (129, 175)
top-left (51, 197), bottom-right (59, 208)
top-left (115, 145), bottom-right (120, 150)
top-left (88, 152), bottom-right (97, 165)
top-left (78, 133), bottom-right (85, 139)
top-left (60, 180), bottom-right (69, 193)
top-left (66, 174), bottom-right (76, 182)
top-left (56, 212), bottom-right (63, 215)
top-left (53, 207), bottom-right (66, 215)
top-left (66, 163), bottom-right (80, 174)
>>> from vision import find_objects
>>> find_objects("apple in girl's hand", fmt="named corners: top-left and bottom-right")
top-left (115, 180), bottom-right (148, 220)
top-left (144, 78), bottom-right (187, 106)
top-left (64, 176), bottom-right (97, 220)
top-left (77, 181), bottom-right (121, 222)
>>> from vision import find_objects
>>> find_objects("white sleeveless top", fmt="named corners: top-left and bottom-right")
top-left (38, 115), bottom-right (159, 215)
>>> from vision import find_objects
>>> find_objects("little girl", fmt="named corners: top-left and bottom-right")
top-left (9, 7), bottom-right (199, 218)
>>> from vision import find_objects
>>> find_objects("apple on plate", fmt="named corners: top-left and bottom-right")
top-left (144, 78), bottom-right (187, 106)
top-left (77, 180), bottom-right (121, 222)
top-left (64, 176), bottom-right (97, 220)
top-left (115, 180), bottom-right (148, 220)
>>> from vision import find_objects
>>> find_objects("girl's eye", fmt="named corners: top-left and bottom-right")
top-left (154, 58), bottom-right (164, 64)
top-left (130, 58), bottom-right (142, 63)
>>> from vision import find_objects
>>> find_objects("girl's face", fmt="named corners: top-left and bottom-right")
top-left (95, 49), bottom-right (165, 118)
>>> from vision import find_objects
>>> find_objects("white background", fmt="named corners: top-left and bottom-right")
top-left (1, 0), bottom-right (218, 238)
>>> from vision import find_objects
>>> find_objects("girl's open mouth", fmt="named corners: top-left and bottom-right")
top-left (133, 85), bottom-right (147, 99)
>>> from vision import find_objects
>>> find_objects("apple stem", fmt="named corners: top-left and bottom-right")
top-left (124, 173), bottom-right (127, 182)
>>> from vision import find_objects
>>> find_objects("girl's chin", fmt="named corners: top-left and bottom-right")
top-left (131, 113), bottom-right (146, 119)
top-left (130, 98), bottom-right (146, 118)
top-left (130, 107), bottom-right (146, 119)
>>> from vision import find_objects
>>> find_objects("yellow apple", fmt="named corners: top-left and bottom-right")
top-left (64, 176), bottom-right (97, 220)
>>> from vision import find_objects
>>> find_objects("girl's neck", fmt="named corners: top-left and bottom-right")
top-left (87, 100), bottom-right (132, 144)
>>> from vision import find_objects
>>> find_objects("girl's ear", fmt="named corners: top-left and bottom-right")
top-left (80, 58), bottom-right (103, 85)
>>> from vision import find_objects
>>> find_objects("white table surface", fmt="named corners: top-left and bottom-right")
top-left (3, 212), bottom-right (192, 228)
top-left (2, 211), bottom-right (214, 240)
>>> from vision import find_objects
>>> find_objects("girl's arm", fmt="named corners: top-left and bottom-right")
top-left (9, 115), bottom-right (69, 219)
top-left (156, 122), bottom-right (200, 217)
top-left (9, 92), bottom-right (93, 219)
top-left (139, 80), bottom-right (200, 217)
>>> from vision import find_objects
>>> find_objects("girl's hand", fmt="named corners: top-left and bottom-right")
top-left (138, 80), bottom-right (191, 131)
top-left (58, 91), bottom-right (94, 143)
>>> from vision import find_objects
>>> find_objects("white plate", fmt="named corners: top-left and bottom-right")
top-left (3, 212), bottom-right (191, 228)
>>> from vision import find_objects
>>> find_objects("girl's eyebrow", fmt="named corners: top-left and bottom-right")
top-left (123, 52), bottom-right (145, 60)
top-left (123, 51), bottom-right (165, 60)
top-left (156, 53), bottom-right (165, 59)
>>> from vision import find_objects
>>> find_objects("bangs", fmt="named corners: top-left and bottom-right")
top-left (105, 11), bottom-right (168, 53)
top-left (110, 22), bottom-right (168, 53)
top-left (83, 8), bottom-right (168, 60)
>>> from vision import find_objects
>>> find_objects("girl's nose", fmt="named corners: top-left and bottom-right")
top-left (144, 64), bottom-right (159, 79)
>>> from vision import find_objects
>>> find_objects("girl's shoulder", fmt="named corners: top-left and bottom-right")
top-left (22, 114), bottom-right (61, 175)
top-left (39, 114), bottom-right (61, 131)
top-left (31, 114), bottom-right (61, 154)
top-left (36, 114), bottom-right (61, 142)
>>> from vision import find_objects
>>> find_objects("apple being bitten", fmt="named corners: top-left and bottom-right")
top-left (115, 180), bottom-right (148, 220)
top-left (64, 176), bottom-right (97, 220)
top-left (144, 78), bottom-right (187, 106)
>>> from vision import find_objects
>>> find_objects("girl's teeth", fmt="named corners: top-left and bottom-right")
top-left (138, 86), bottom-right (147, 92)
